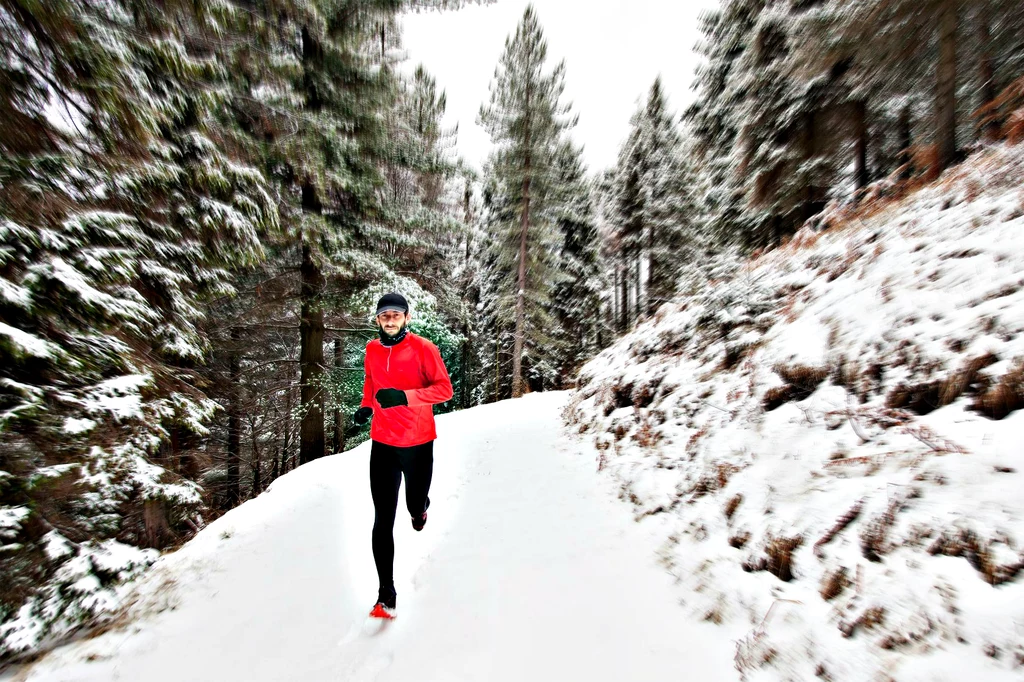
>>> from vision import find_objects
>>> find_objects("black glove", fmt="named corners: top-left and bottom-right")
top-left (375, 388), bottom-right (408, 409)
top-left (352, 407), bottom-right (372, 425)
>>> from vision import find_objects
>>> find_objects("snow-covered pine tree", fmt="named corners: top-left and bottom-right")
top-left (478, 5), bottom-right (576, 398)
top-left (0, 0), bottom-right (274, 657)
top-left (612, 114), bottom-right (645, 328)
top-left (204, 4), bottom-right (480, 480)
top-left (791, 0), bottom-right (1024, 180)
top-left (548, 141), bottom-right (603, 385)
top-left (685, 0), bottom-right (762, 247)
top-left (607, 78), bottom-right (692, 320)
top-left (638, 79), bottom-right (691, 315)
top-left (732, 1), bottom-right (812, 246)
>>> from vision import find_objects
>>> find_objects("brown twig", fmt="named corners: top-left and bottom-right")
top-left (814, 498), bottom-right (865, 557)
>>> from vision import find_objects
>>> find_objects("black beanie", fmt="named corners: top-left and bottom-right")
top-left (375, 292), bottom-right (409, 316)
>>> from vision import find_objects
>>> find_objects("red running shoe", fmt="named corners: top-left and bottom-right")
top-left (369, 602), bottom-right (396, 619)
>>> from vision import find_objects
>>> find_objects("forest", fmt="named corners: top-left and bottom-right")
top-left (2, 0), bottom-right (1023, 661)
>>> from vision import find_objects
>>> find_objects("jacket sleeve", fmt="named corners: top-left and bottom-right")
top-left (406, 341), bottom-right (453, 407)
top-left (359, 345), bottom-right (375, 409)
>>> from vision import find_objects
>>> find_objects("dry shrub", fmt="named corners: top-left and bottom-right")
top-left (611, 381), bottom-right (633, 410)
top-left (824, 454), bottom-right (879, 470)
top-left (744, 533), bottom-right (804, 582)
top-left (909, 144), bottom-right (941, 182)
top-left (724, 493), bottom-right (744, 520)
top-left (820, 567), bottom-right (850, 601)
top-left (729, 531), bottom-right (751, 549)
top-left (928, 527), bottom-right (1024, 586)
top-left (975, 76), bottom-right (1024, 142)
top-left (814, 499), bottom-right (864, 557)
top-left (939, 353), bottom-right (998, 405)
top-left (839, 605), bottom-right (886, 638)
top-left (633, 420), bottom-right (662, 448)
top-left (968, 280), bottom-right (1024, 307)
top-left (690, 463), bottom-right (742, 498)
top-left (776, 364), bottom-right (829, 389)
top-left (686, 426), bottom-right (708, 452)
top-left (885, 381), bottom-right (944, 415)
top-left (763, 384), bottom-right (798, 411)
top-left (764, 364), bottom-right (829, 411)
top-left (723, 341), bottom-right (756, 370)
top-left (766, 534), bottom-right (804, 582)
top-left (1008, 108), bottom-right (1024, 145)
top-left (632, 376), bottom-right (661, 409)
top-left (860, 497), bottom-right (902, 562)
top-left (900, 423), bottom-right (968, 454)
top-left (972, 361), bottom-right (1024, 420)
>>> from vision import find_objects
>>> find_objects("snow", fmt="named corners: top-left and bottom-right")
top-left (0, 507), bottom-right (31, 541)
top-left (4, 393), bottom-right (736, 681)
top-left (62, 418), bottom-right (97, 435)
top-left (0, 322), bottom-right (55, 360)
top-left (31, 256), bottom-right (153, 327)
top-left (42, 532), bottom-right (75, 562)
top-left (79, 374), bottom-right (152, 421)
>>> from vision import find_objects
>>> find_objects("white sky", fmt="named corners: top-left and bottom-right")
top-left (400, 0), bottom-right (720, 174)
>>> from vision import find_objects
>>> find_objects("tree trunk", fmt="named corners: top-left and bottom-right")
top-left (512, 172), bottom-right (530, 398)
top-left (645, 225), bottom-right (655, 317)
top-left (898, 105), bottom-right (913, 181)
top-left (935, 0), bottom-right (958, 172)
top-left (460, 335), bottom-right (471, 408)
top-left (225, 326), bottom-right (241, 509)
top-left (461, 180), bottom-right (474, 409)
top-left (251, 421), bottom-right (262, 496)
top-left (853, 99), bottom-right (869, 194)
top-left (332, 338), bottom-right (342, 453)
top-left (512, 85), bottom-right (532, 400)
top-left (801, 108), bottom-right (821, 228)
top-left (494, 334), bottom-right (500, 403)
top-left (282, 388), bottom-right (292, 473)
top-left (299, 187), bottom-right (326, 464)
top-left (633, 255), bottom-right (642, 324)
top-left (618, 260), bottom-right (628, 333)
top-left (144, 498), bottom-right (169, 549)
top-left (978, 11), bottom-right (998, 142)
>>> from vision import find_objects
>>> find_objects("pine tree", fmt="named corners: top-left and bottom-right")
top-left (608, 78), bottom-right (693, 321)
top-left (548, 141), bottom-right (603, 383)
top-left (478, 5), bottom-right (576, 397)
top-left (0, 0), bottom-right (274, 655)
top-left (685, 0), bottom-right (762, 246)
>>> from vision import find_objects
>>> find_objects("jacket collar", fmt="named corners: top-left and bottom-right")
top-left (378, 326), bottom-right (408, 347)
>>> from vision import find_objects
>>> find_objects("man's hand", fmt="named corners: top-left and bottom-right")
top-left (353, 407), bottom-right (372, 425)
top-left (375, 388), bottom-right (408, 409)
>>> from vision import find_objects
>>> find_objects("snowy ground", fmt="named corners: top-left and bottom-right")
top-left (2, 392), bottom-right (737, 682)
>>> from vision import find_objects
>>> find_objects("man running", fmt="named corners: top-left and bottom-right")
top-left (351, 293), bottom-right (453, 619)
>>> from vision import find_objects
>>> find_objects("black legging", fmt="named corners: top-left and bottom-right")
top-left (369, 440), bottom-right (433, 593)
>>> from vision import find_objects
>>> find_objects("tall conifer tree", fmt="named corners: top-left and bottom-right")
top-left (478, 5), bottom-right (576, 397)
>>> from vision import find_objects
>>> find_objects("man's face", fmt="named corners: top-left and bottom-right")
top-left (376, 310), bottom-right (409, 337)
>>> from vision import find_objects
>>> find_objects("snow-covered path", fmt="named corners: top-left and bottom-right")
top-left (7, 392), bottom-right (737, 682)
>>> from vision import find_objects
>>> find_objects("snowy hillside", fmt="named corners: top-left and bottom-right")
top-left (567, 143), bottom-right (1024, 681)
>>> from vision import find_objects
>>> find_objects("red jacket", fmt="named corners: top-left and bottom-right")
top-left (360, 332), bottom-right (453, 447)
